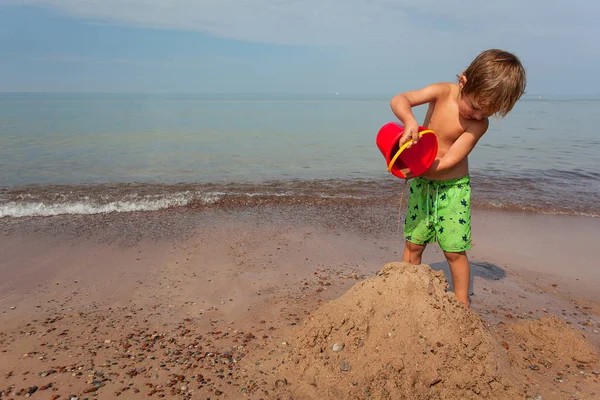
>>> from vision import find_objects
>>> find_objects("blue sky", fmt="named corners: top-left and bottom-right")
top-left (0, 0), bottom-right (598, 95)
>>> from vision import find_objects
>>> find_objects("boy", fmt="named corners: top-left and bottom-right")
top-left (390, 49), bottom-right (526, 307)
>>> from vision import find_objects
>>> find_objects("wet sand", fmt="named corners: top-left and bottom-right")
top-left (1, 204), bottom-right (599, 399)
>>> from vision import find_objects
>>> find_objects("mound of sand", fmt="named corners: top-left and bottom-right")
top-left (505, 315), bottom-right (598, 368)
top-left (276, 262), bottom-right (598, 400)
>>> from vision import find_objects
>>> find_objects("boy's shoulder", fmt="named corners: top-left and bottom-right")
top-left (425, 82), bottom-right (460, 102)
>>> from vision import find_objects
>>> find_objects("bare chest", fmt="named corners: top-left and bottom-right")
top-left (423, 100), bottom-right (467, 150)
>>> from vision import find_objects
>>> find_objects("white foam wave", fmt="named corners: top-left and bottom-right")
top-left (0, 192), bottom-right (208, 218)
top-left (199, 192), bottom-right (225, 205)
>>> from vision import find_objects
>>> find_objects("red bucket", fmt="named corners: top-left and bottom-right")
top-left (376, 122), bottom-right (438, 179)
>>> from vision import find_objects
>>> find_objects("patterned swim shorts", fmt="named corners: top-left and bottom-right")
top-left (403, 175), bottom-right (472, 252)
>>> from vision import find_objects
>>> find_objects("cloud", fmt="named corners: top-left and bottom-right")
top-left (2, 0), bottom-right (597, 47)
top-left (2, 0), bottom-right (598, 95)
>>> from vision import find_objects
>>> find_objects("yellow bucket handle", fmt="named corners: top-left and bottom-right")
top-left (387, 130), bottom-right (435, 172)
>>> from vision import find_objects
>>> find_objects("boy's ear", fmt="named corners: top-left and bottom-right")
top-left (458, 74), bottom-right (467, 88)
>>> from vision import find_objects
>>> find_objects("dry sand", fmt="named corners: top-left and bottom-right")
top-left (1, 205), bottom-right (599, 399)
top-left (277, 263), bottom-right (597, 399)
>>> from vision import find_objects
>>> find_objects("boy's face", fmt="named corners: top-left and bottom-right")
top-left (457, 74), bottom-right (495, 121)
top-left (458, 94), bottom-right (491, 121)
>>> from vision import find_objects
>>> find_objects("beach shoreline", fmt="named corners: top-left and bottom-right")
top-left (1, 205), bottom-right (599, 398)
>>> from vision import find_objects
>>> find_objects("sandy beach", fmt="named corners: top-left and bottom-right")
top-left (1, 203), bottom-right (599, 399)
top-left (2, 1), bottom-right (599, 398)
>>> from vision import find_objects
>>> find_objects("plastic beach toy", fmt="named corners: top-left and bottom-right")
top-left (376, 122), bottom-right (438, 179)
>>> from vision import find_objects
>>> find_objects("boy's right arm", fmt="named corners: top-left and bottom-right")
top-left (390, 83), bottom-right (447, 147)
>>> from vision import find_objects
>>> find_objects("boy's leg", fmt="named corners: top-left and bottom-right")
top-left (443, 250), bottom-right (470, 307)
top-left (403, 177), bottom-right (435, 263)
top-left (403, 241), bottom-right (426, 264)
top-left (433, 176), bottom-right (472, 308)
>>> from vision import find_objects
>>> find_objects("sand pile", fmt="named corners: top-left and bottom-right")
top-left (504, 315), bottom-right (598, 369)
top-left (276, 262), bottom-right (598, 400)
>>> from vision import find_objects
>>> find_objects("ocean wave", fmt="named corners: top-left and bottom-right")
top-left (472, 200), bottom-right (600, 218)
top-left (1, 178), bottom-right (598, 218)
top-left (0, 192), bottom-right (198, 218)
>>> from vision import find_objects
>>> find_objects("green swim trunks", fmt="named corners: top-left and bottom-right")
top-left (404, 175), bottom-right (472, 252)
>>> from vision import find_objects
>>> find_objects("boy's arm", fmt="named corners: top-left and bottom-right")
top-left (390, 83), bottom-right (448, 146)
top-left (426, 119), bottom-right (489, 175)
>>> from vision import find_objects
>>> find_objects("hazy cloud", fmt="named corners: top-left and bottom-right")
top-left (2, 0), bottom-right (597, 47)
top-left (1, 0), bottom-right (598, 94)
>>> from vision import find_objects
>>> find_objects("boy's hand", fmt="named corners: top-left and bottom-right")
top-left (399, 121), bottom-right (419, 149)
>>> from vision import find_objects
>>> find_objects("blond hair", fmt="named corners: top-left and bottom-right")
top-left (460, 49), bottom-right (526, 117)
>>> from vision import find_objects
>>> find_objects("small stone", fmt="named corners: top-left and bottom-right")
top-left (429, 378), bottom-right (442, 387)
top-left (10, 306), bottom-right (16, 310)
top-left (340, 360), bottom-right (351, 372)
top-left (83, 385), bottom-right (98, 393)
top-left (332, 343), bottom-right (344, 352)
top-left (274, 379), bottom-right (288, 388)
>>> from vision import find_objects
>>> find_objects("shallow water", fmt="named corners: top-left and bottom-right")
top-left (1, 93), bottom-right (598, 218)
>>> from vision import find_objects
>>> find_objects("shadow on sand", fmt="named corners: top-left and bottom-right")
top-left (429, 260), bottom-right (506, 297)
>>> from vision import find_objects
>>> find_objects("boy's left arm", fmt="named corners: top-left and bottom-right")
top-left (426, 120), bottom-right (489, 174)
